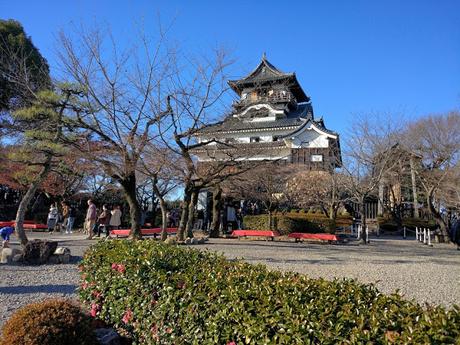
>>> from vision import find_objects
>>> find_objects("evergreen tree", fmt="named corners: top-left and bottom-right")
top-left (0, 19), bottom-right (51, 112)
top-left (12, 85), bottom-right (80, 245)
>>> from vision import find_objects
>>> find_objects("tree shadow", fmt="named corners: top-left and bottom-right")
top-left (0, 284), bottom-right (77, 295)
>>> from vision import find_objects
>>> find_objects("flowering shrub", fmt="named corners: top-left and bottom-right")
top-left (79, 240), bottom-right (460, 344)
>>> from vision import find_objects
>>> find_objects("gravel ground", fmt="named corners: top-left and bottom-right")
top-left (1, 233), bottom-right (459, 327)
top-left (0, 233), bottom-right (90, 327)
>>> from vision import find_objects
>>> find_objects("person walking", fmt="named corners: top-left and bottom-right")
top-left (85, 199), bottom-right (97, 240)
top-left (47, 203), bottom-right (59, 233)
top-left (66, 203), bottom-right (76, 234)
top-left (110, 205), bottom-right (122, 230)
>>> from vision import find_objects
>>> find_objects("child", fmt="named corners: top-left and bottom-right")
top-left (0, 226), bottom-right (14, 247)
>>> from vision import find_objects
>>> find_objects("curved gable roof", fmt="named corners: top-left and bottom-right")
top-left (228, 55), bottom-right (310, 103)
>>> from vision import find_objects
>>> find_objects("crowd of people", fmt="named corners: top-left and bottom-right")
top-left (83, 199), bottom-right (122, 240)
top-left (45, 199), bottom-right (122, 239)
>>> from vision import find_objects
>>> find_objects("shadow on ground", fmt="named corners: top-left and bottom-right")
top-left (0, 284), bottom-right (77, 295)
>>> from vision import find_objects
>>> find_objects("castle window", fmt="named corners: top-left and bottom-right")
top-left (250, 137), bottom-right (260, 143)
top-left (273, 136), bottom-right (279, 142)
top-left (311, 154), bottom-right (323, 162)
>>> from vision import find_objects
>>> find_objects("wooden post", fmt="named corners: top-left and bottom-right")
top-left (366, 226), bottom-right (369, 244)
top-left (403, 226), bottom-right (406, 239)
top-left (428, 229), bottom-right (432, 247)
top-left (423, 228), bottom-right (427, 244)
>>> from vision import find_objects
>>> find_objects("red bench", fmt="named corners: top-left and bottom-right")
top-left (110, 228), bottom-right (178, 238)
top-left (288, 233), bottom-right (341, 243)
top-left (0, 221), bottom-right (48, 230)
top-left (23, 223), bottom-right (48, 230)
top-left (231, 230), bottom-right (280, 241)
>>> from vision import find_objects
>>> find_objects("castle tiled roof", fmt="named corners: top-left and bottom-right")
top-left (228, 56), bottom-right (310, 103)
top-left (201, 103), bottom-right (313, 135)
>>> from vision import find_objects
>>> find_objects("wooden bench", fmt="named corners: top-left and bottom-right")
top-left (231, 230), bottom-right (280, 241)
top-left (110, 227), bottom-right (178, 238)
top-left (288, 232), bottom-right (343, 243)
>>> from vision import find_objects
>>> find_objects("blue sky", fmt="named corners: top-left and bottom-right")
top-left (2, 0), bottom-right (459, 135)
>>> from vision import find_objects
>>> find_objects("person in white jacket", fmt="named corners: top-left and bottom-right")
top-left (47, 203), bottom-right (59, 233)
top-left (110, 205), bottom-right (122, 229)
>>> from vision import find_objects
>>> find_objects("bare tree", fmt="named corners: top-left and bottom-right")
top-left (286, 169), bottom-right (351, 232)
top-left (404, 111), bottom-right (460, 238)
top-left (139, 145), bottom-right (181, 240)
top-left (57, 26), bottom-right (172, 238)
top-left (157, 49), bottom-right (234, 241)
top-left (344, 114), bottom-right (404, 243)
top-left (224, 163), bottom-right (291, 230)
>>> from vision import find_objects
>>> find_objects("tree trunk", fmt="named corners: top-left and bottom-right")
top-left (185, 190), bottom-right (198, 238)
top-left (177, 184), bottom-right (192, 241)
top-left (327, 205), bottom-right (337, 234)
top-left (119, 173), bottom-right (142, 240)
top-left (268, 210), bottom-right (272, 230)
top-left (15, 158), bottom-right (52, 246)
top-left (427, 186), bottom-right (448, 238)
top-left (409, 156), bottom-right (419, 218)
top-left (359, 197), bottom-right (368, 244)
top-left (159, 198), bottom-right (168, 241)
top-left (209, 186), bottom-right (222, 238)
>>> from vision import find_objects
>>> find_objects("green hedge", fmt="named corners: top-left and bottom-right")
top-left (79, 240), bottom-right (460, 344)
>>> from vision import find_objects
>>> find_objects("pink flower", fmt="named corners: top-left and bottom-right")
top-left (90, 303), bottom-right (100, 317)
top-left (122, 309), bottom-right (133, 324)
top-left (176, 280), bottom-right (185, 289)
top-left (227, 342), bottom-right (236, 345)
top-left (92, 290), bottom-right (102, 299)
top-left (111, 263), bottom-right (126, 273)
top-left (165, 327), bottom-right (173, 334)
top-left (81, 282), bottom-right (88, 290)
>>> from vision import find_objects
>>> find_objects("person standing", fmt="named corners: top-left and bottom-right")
top-left (61, 202), bottom-right (69, 232)
top-left (110, 205), bottom-right (122, 230)
top-left (85, 199), bottom-right (97, 240)
top-left (47, 203), bottom-right (59, 233)
top-left (66, 203), bottom-right (76, 234)
top-left (96, 205), bottom-right (111, 237)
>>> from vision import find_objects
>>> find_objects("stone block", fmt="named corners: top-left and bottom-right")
top-left (12, 253), bottom-right (23, 263)
top-left (95, 328), bottom-right (122, 345)
top-left (54, 247), bottom-right (70, 255)
top-left (48, 255), bottom-right (60, 264)
top-left (60, 253), bottom-right (70, 264)
top-left (23, 240), bottom-right (58, 264)
top-left (1, 248), bottom-right (13, 264)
